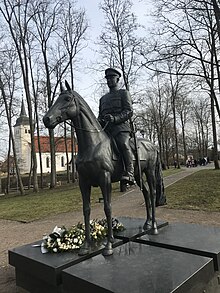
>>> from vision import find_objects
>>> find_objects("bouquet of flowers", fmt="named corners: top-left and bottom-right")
top-left (41, 218), bottom-right (124, 253)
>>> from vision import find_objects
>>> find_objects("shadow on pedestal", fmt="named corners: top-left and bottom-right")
top-left (115, 217), bottom-right (168, 242)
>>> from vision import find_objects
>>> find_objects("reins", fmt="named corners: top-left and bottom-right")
top-left (64, 120), bottom-right (109, 133)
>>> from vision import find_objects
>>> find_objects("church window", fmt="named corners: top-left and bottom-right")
top-left (61, 156), bottom-right (64, 167)
top-left (25, 129), bottom-right (27, 133)
top-left (46, 157), bottom-right (50, 168)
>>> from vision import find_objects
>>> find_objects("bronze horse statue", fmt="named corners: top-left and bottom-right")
top-left (43, 81), bottom-right (166, 256)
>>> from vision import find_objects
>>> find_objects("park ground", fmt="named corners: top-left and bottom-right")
top-left (1, 164), bottom-right (220, 292)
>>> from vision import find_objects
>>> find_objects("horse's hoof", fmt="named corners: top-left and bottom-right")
top-left (143, 222), bottom-right (151, 231)
top-left (149, 228), bottom-right (159, 235)
top-left (102, 248), bottom-right (113, 256)
top-left (78, 247), bottom-right (90, 256)
top-left (152, 228), bottom-right (159, 235)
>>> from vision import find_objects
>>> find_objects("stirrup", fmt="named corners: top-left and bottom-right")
top-left (121, 175), bottom-right (135, 185)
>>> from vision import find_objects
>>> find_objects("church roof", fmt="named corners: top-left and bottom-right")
top-left (34, 136), bottom-right (75, 153)
top-left (14, 100), bottom-right (29, 127)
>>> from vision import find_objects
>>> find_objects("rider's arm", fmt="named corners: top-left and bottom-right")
top-left (113, 90), bottom-right (133, 124)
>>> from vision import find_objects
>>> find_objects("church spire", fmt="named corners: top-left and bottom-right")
top-left (20, 99), bottom-right (27, 117)
top-left (14, 99), bottom-right (29, 127)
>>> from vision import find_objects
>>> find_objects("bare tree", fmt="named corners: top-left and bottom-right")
top-left (56, 0), bottom-right (88, 182)
top-left (192, 97), bottom-right (212, 160)
top-left (29, 0), bottom-right (87, 187)
top-left (0, 55), bottom-right (24, 194)
top-left (176, 94), bottom-right (192, 163)
top-left (29, 0), bottom-right (62, 188)
top-left (141, 0), bottom-right (220, 168)
top-left (99, 0), bottom-right (144, 91)
top-left (0, 0), bottom-right (39, 191)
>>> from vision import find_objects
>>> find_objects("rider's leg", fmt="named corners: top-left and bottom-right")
top-left (115, 132), bottom-right (135, 184)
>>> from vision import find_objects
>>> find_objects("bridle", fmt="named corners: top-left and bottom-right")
top-left (59, 91), bottom-right (109, 133)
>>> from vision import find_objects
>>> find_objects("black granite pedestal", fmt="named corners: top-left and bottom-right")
top-left (8, 238), bottom-right (123, 293)
top-left (62, 241), bottom-right (214, 293)
top-left (9, 219), bottom-right (220, 293)
top-left (135, 222), bottom-right (220, 271)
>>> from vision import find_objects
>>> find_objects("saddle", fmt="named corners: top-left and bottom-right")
top-left (111, 136), bottom-right (156, 161)
top-left (111, 137), bottom-right (135, 161)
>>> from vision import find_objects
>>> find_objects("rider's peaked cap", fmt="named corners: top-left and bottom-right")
top-left (105, 68), bottom-right (121, 78)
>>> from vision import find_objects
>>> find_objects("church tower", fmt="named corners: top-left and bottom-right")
top-left (14, 100), bottom-right (31, 174)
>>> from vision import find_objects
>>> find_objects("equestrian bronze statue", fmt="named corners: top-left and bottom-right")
top-left (43, 81), bottom-right (166, 256)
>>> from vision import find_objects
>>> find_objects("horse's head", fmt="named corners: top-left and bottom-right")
top-left (43, 81), bottom-right (79, 129)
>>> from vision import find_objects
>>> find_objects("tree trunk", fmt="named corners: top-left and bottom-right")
top-left (210, 92), bottom-right (219, 169)
top-left (0, 78), bottom-right (25, 195)
top-left (71, 126), bottom-right (76, 183)
top-left (64, 122), bottom-right (70, 183)
top-left (49, 129), bottom-right (56, 188)
top-left (6, 140), bottom-right (11, 194)
top-left (172, 96), bottom-right (180, 169)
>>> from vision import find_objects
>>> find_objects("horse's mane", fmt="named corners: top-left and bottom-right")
top-left (72, 90), bottom-right (102, 130)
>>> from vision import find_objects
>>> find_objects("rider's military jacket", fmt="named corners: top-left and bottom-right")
top-left (98, 89), bottom-right (133, 136)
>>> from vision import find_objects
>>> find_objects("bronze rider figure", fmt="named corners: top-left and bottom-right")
top-left (98, 68), bottom-right (135, 185)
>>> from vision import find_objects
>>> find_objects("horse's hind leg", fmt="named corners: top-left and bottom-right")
top-left (78, 177), bottom-right (91, 256)
top-left (141, 170), bottom-right (158, 234)
top-left (141, 179), bottom-right (152, 231)
top-left (99, 171), bottom-right (114, 256)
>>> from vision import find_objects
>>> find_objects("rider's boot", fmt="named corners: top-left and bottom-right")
top-left (121, 153), bottom-right (135, 185)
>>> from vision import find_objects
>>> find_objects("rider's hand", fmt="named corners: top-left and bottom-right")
top-left (104, 114), bottom-right (115, 123)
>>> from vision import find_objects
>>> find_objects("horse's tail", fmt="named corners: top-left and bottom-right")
top-left (155, 151), bottom-right (166, 207)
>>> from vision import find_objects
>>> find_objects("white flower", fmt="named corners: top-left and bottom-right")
top-left (42, 218), bottom-right (124, 253)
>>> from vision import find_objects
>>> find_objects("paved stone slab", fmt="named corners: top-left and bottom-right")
top-left (62, 241), bottom-right (214, 293)
top-left (135, 222), bottom-right (220, 270)
top-left (8, 238), bottom-right (123, 293)
top-left (115, 217), bottom-right (168, 241)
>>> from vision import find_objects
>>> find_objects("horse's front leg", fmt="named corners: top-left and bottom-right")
top-left (78, 177), bottom-right (92, 256)
top-left (100, 171), bottom-right (114, 256)
top-left (148, 174), bottom-right (158, 235)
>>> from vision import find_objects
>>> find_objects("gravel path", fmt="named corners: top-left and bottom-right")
top-left (1, 164), bottom-right (219, 292)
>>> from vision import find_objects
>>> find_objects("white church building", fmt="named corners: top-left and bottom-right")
top-left (14, 101), bottom-right (72, 174)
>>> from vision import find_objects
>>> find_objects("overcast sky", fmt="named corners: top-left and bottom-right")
top-left (74, 0), bottom-right (153, 113)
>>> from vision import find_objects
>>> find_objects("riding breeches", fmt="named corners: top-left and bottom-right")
top-left (114, 132), bottom-right (134, 176)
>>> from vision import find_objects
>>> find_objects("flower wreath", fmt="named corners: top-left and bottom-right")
top-left (41, 218), bottom-right (124, 253)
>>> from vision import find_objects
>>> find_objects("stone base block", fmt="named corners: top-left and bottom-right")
top-left (62, 241), bottom-right (214, 293)
top-left (135, 222), bottom-right (220, 270)
top-left (9, 238), bottom-right (123, 293)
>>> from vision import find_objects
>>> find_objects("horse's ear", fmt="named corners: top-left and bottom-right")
top-left (65, 80), bottom-right (71, 91)
top-left (60, 82), bottom-right (65, 92)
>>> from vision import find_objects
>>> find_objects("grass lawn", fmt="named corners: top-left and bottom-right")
top-left (0, 182), bottom-right (121, 222)
top-left (163, 167), bottom-right (184, 177)
top-left (1, 168), bottom-right (220, 222)
top-left (165, 169), bottom-right (220, 212)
